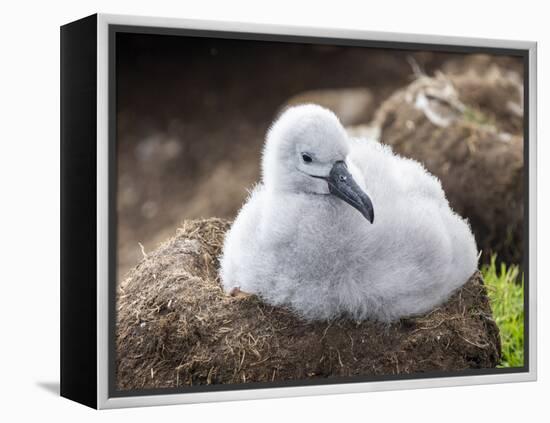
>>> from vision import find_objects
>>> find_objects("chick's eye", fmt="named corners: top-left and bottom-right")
top-left (301, 153), bottom-right (313, 163)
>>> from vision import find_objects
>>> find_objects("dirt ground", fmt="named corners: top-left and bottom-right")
top-left (116, 219), bottom-right (501, 391)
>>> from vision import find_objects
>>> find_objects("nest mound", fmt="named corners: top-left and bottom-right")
top-left (116, 218), bottom-right (501, 391)
top-left (350, 65), bottom-right (524, 265)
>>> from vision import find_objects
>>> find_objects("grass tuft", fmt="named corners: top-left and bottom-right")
top-left (481, 256), bottom-right (524, 368)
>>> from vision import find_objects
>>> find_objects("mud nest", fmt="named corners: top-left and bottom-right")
top-left (116, 218), bottom-right (501, 391)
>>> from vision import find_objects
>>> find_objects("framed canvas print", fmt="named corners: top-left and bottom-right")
top-left (60, 13), bottom-right (537, 409)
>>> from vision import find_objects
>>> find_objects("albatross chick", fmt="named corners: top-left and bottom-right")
top-left (220, 104), bottom-right (478, 322)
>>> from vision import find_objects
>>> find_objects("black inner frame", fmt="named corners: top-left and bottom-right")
top-left (108, 24), bottom-right (530, 398)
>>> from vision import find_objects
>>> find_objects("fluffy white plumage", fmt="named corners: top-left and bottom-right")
top-left (220, 104), bottom-right (478, 322)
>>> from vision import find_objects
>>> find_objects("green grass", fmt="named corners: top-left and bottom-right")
top-left (481, 256), bottom-right (524, 368)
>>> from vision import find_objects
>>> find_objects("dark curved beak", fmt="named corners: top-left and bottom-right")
top-left (326, 161), bottom-right (374, 223)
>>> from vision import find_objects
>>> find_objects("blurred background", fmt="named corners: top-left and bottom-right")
top-left (116, 32), bottom-right (525, 367)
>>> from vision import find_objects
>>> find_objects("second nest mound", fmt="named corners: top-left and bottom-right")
top-left (116, 218), bottom-right (501, 391)
top-left (349, 63), bottom-right (524, 265)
